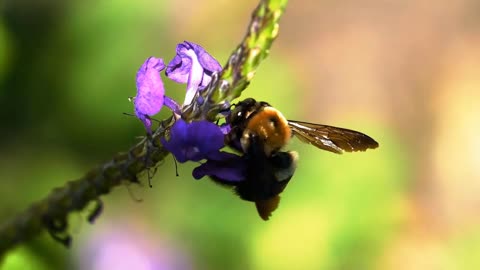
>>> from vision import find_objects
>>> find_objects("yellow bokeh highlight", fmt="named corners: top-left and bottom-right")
top-left (251, 206), bottom-right (330, 270)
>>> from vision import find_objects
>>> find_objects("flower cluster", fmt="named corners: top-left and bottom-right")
top-left (133, 41), bottom-right (221, 132)
top-left (132, 41), bottom-right (246, 182)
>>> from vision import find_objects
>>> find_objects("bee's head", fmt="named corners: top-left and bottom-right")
top-left (226, 98), bottom-right (257, 126)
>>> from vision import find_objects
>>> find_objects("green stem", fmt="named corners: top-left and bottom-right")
top-left (0, 0), bottom-right (288, 259)
top-left (0, 118), bottom-right (172, 257)
top-left (182, 0), bottom-right (288, 121)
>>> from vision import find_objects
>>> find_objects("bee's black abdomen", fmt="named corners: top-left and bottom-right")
top-left (233, 136), bottom-right (293, 202)
top-left (270, 152), bottom-right (295, 170)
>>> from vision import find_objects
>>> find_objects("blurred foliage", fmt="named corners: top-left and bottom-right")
top-left (1, 0), bottom-right (480, 270)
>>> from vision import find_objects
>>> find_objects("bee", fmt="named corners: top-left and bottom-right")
top-left (214, 98), bottom-right (379, 220)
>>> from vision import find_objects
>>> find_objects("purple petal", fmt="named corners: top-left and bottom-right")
top-left (185, 41), bottom-right (221, 91)
top-left (164, 96), bottom-right (181, 115)
top-left (188, 121), bottom-right (225, 155)
top-left (192, 152), bottom-right (246, 182)
top-left (165, 41), bottom-right (222, 105)
top-left (134, 57), bottom-right (166, 131)
top-left (161, 119), bottom-right (189, 162)
top-left (161, 119), bottom-right (226, 163)
top-left (184, 41), bottom-right (222, 76)
top-left (165, 44), bottom-right (191, 84)
top-left (219, 123), bottom-right (231, 135)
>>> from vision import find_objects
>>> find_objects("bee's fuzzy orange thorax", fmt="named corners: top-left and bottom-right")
top-left (245, 107), bottom-right (291, 154)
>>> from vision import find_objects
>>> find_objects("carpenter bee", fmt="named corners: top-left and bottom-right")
top-left (214, 98), bottom-right (379, 220)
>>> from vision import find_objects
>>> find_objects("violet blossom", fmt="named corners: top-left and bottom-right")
top-left (166, 41), bottom-right (222, 105)
top-left (160, 119), bottom-right (225, 163)
top-left (132, 41), bottom-right (246, 183)
top-left (134, 57), bottom-right (166, 132)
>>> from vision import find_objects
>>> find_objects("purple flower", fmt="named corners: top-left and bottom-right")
top-left (161, 119), bottom-right (225, 163)
top-left (134, 57), bottom-right (166, 132)
top-left (166, 41), bottom-right (222, 105)
top-left (160, 118), bottom-right (247, 182)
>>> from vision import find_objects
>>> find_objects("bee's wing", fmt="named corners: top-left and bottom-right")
top-left (288, 120), bottom-right (379, 154)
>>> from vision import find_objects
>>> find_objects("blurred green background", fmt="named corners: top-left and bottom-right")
top-left (1, 0), bottom-right (480, 269)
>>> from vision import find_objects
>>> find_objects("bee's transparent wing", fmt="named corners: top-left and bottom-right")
top-left (288, 120), bottom-right (379, 154)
